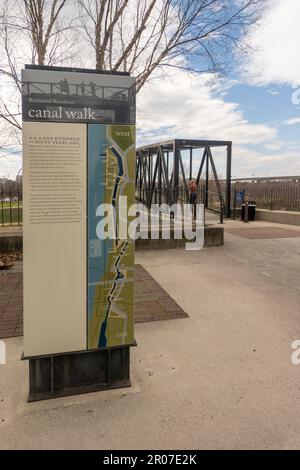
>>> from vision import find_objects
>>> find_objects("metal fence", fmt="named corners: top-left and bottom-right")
top-left (1, 176), bottom-right (299, 228)
top-left (136, 176), bottom-right (300, 224)
top-left (231, 177), bottom-right (300, 212)
top-left (0, 183), bottom-right (23, 227)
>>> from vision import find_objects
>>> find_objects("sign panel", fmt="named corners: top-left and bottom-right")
top-left (23, 122), bottom-right (87, 357)
top-left (22, 66), bottom-right (136, 358)
top-left (22, 68), bottom-right (135, 125)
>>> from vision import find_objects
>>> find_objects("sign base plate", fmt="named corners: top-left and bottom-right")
top-left (25, 344), bottom-right (136, 402)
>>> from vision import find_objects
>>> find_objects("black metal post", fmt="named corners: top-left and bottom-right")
top-left (173, 140), bottom-right (179, 205)
top-left (167, 151), bottom-right (169, 180)
top-left (205, 149), bottom-right (209, 209)
top-left (139, 155), bottom-right (142, 201)
top-left (17, 186), bottom-right (20, 226)
top-left (150, 155), bottom-right (159, 207)
top-left (147, 149), bottom-right (151, 205)
top-left (148, 150), bottom-right (152, 206)
top-left (233, 187), bottom-right (237, 220)
top-left (226, 143), bottom-right (232, 218)
top-left (158, 147), bottom-right (162, 205)
top-left (135, 156), bottom-right (140, 187)
top-left (9, 186), bottom-right (12, 226)
top-left (220, 200), bottom-right (224, 225)
top-left (1, 188), bottom-right (3, 227)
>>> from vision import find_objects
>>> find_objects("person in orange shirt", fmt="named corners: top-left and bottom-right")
top-left (189, 179), bottom-right (198, 204)
top-left (189, 179), bottom-right (198, 219)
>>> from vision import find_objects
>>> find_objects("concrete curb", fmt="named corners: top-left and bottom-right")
top-left (256, 209), bottom-right (300, 226)
top-left (0, 225), bottom-right (224, 253)
top-left (136, 226), bottom-right (224, 250)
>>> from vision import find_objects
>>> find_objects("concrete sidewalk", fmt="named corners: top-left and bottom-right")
top-left (0, 219), bottom-right (300, 449)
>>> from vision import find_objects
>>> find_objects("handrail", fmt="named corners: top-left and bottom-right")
top-left (206, 190), bottom-right (224, 224)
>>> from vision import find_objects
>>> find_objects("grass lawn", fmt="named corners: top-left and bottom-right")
top-left (0, 206), bottom-right (23, 226)
top-left (1, 201), bottom-right (23, 209)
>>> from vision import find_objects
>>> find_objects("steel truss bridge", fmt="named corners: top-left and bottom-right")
top-left (136, 139), bottom-right (232, 221)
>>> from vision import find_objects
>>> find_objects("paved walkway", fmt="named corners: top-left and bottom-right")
top-left (0, 268), bottom-right (22, 338)
top-left (0, 218), bottom-right (300, 449)
top-left (135, 265), bottom-right (187, 322)
top-left (0, 264), bottom-right (187, 339)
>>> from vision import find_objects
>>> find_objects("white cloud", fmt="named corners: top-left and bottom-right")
top-left (263, 142), bottom-right (284, 151)
top-left (242, 0), bottom-right (300, 87)
top-left (137, 70), bottom-right (300, 177)
top-left (0, 151), bottom-right (22, 179)
top-left (266, 89), bottom-right (280, 96)
top-left (283, 118), bottom-right (300, 126)
top-left (137, 71), bottom-right (277, 147)
top-left (232, 146), bottom-right (300, 177)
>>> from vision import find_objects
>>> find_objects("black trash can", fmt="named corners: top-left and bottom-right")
top-left (241, 201), bottom-right (256, 222)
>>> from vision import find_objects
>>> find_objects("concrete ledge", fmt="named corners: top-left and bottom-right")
top-left (0, 233), bottom-right (23, 253)
top-left (136, 225), bottom-right (224, 250)
top-left (0, 225), bottom-right (224, 253)
top-left (256, 209), bottom-right (300, 226)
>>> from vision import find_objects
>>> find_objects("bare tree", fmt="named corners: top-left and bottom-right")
top-left (23, 0), bottom-right (73, 65)
top-left (0, 0), bottom-right (74, 149)
top-left (0, 0), bottom-right (266, 171)
top-left (78, 0), bottom-right (265, 92)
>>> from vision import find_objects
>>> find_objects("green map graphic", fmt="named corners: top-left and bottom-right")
top-left (88, 125), bottom-right (135, 350)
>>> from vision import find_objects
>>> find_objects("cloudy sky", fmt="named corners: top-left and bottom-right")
top-left (137, 0), bottom-right (300, 178)
top-left (1, 0), bottom-right (299, 179)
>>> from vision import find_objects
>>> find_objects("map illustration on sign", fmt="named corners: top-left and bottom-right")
top-left (88, 124), bottom-right (135, 349)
